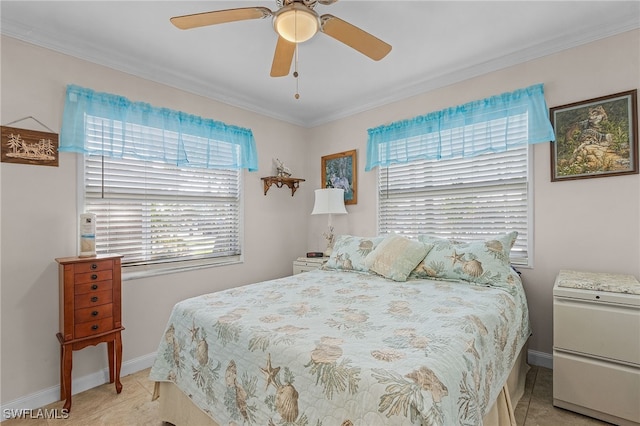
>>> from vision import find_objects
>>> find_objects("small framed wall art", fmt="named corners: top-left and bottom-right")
top-left (1, 125), bottom-right (59, 167)
top-left (321, 149), bottom-right (357, 205)
top-left (550, 90), bottom-right (638, 181)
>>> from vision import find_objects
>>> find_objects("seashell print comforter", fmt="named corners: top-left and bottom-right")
top-left (149, 269), bottom-right (530, 425)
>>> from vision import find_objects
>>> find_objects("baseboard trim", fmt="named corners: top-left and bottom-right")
top-left (528, 349), bottom-right (553, 369)
top-left (0, 352), bottom-right (156, 422)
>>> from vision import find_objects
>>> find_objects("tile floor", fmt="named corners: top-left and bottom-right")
top-left (4, 365), bottom-right (612, 425)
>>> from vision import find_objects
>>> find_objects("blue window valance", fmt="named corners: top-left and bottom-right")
top-left (59, 85), bottom-right (258, 171)
top-left (365, 83), bottom-right (555, 171)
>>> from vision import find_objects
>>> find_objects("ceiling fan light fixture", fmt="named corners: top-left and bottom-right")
top-left (273, 3), bottom-right (319, 43)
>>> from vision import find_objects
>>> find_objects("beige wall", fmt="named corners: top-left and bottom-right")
top-left (1, 29), bottom-right (639, 407)
top-left (0, 36), bottom-right (310, 404)
top-left (305, 29), bottom-right (640, 362)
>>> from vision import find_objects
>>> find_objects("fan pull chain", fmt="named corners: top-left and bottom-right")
top-left (294, 44), bottom-right (300, 99)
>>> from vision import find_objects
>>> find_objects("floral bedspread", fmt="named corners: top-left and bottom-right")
top-left (149, 269), bottom-right (530, 425)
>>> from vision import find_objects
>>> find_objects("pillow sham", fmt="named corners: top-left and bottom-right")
top-left (364, 235), bottom-right (433, 282)
top-left (410, 232), bottom-right (519, 288)
top-left (324, 235), bottom-right (385, 273)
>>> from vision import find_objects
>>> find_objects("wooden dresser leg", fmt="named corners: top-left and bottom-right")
top-left (107, 340), bottom-right (115, 384)
top-left (59, 342), bottom-right (64, 400)
top-left (61, 343), bottom-right (73, 411)
top-left (114, 332), bottom-right (123, 393)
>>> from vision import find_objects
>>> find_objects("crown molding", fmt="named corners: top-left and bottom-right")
top-left (306, 18), bottom-right (640, 127)
top-left (2, 14), bottom-right (638, 128)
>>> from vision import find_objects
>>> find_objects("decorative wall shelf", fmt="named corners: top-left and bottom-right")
top-left (261, 176), bottom-right (305, 196)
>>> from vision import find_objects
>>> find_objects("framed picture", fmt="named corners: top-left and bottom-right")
top-left (1, 126), bottom-right (59, 167)
top-left (550, 90), bottom-right (638, 181)
top-left (321, 149), bottom-right (357, 205)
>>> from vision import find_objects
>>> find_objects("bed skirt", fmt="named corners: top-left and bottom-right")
top-left (153, 344), bottom-right (530, 426)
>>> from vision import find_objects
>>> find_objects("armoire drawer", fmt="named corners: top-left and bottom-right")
top-left (72, 259), bottom-right (114, 274)
top-left (74, 304), bottom-right (114, 323)
top-left (74, 269), bottom-right (113, 284)
top-left (74, 317), bottom-right (114, 338)
top-left (75, 289), bottom-right (113, 309)
top-left (75, 280), bottom-right (113, 295)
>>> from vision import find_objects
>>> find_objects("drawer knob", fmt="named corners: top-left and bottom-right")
top-left (91, 296), bottom-right (98, 302)
top-left (91, 274), bottom-right (98, 280)
top-left (91, 311), bottom-right (99, 316)
top-left (91, 325), bottom-right (99, 330)
top-left (91, 284), bottom-right (98, 290)
top-left (91, 263), bottom-right (98, 270)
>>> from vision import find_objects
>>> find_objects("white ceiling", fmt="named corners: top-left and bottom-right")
top-left (2, 1), bottom-right (639, 127)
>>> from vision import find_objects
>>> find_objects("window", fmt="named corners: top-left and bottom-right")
top-left (367, 84), bottom-right (556, 268)
top-left (378, 143), bottom-right (531, 266)
top-left (60, 85), bottom-right (257, 276)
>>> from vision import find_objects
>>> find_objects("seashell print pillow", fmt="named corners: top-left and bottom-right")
top-left (364, 235), bottom-right (434, 282)
top-left (411, 232), bottom-right (520, 289)
top-left (324, 235), bottom-right (385, 273)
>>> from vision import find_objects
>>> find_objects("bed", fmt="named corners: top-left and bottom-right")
top-left (150, 233), bottom-right (531, 425)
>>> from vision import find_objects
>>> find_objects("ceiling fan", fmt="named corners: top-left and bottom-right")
top-left (170, 0), bottom-right (392, 78)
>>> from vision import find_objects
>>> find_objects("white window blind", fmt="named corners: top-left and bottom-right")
top-left (83, 116), bottom-right (242, 268)
top-left (378, 116), bottom-right (531, 266)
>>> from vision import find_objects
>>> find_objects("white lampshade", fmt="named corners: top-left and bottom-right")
top-left (273, 3), bottom-right (319, 43)
top-left (311, 188), bottom-right (348, 215)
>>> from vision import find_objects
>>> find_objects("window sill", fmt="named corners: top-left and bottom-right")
top-left (122, 255), bottom-right (242, 281)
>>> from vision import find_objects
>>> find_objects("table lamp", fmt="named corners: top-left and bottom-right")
top-left (311, 188), bottom-right (348, 257)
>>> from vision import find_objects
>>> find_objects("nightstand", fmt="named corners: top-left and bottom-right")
top-left (55, 254), bottom-right (124, 412)
top-left (553, 270), bottom-right (640, 426)
top-left (293, 257), bottom-right (327, 274)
